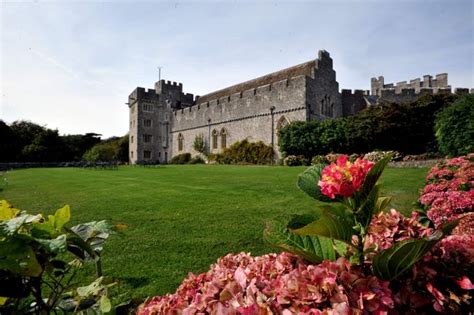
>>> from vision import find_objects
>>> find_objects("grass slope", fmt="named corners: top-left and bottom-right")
top-left (0, 165), bottom-right (427, 299)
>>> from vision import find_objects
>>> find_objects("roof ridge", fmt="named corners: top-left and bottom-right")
top-left (196, 59), bottom-right (316, 104)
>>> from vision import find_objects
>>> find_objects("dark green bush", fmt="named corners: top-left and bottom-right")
top-left (169, 153), bottom-right (192, 164)
top-left (278, 94), bottom-right (458, 157)
top-left (435, 94), bottom-right (474, 156)
top-left (189, 156), bottom-right (206, 164)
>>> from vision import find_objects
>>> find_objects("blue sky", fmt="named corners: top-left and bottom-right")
top-left (1, 0), bottom-right (473, 138)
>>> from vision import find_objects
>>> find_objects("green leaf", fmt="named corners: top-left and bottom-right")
top-left (77, 277), bottom-right (104, 297)
top-left (35, 234), bottom-right (67, 253)
top-left (264, 219), bottom-right (339, 263)
top-left (358, 156), bottom-right (391, 201)
top-left (0, 213), bottom-right (42, 237)
top-left (296, 164), bottom-right (336, 202)
top-left (66, 228), bottom-right (98, 260)
top-left (289, 207), bottom-right (355, 244)
top-left (100, 294), bottom-right (111, 313)
top-left (0, 238), bottom-right (42, 276)
top-left (356, 185), bottom-right (381, 228)
top-left (54, 205), bottom-right (71, 230)
top-left (375, 196), bottom-right (392, 213)
top-left (372, 238), bottom-right (436, 281)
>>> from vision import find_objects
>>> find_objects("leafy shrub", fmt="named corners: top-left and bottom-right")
top-left (311, 155), bottom-right (328, 165)
top-left (189, 156), bottom-right (205, 164)
top-left (363, 150), bottom-right (403, 162)
top-left (283, 155), bottom-right (308, 166)
top-left (211, 139), bottom-right (273, 165)
top-left (278, 94), bottom-right (458, 157)
top-left (169, 153), bottom-right (192, 164)
top-left (0, 200), bottom-right (115, 313)
top-left (435, 94), bottom-right (474, 156)
top-left (82, 136), bottom-right (128, 162)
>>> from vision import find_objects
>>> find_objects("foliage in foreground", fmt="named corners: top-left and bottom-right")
top-left (0, 201), bottom-right (115, 313)
top-left (434, 94), bottom-right (474, 156)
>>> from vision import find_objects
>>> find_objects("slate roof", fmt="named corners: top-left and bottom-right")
top-left (196, 60), bottom-right (316, 104)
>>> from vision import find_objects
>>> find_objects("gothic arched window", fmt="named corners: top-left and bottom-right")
top-left (277, 115), bottom-right (290, 131)
top-left (220, 128), bottom-right (228, 149)
top-left (178, 133), bottom-right (184, 151)
top-left (212, 129), bottom-right (218, 149)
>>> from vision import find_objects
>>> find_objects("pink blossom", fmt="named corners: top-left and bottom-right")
top-left (318, 155), bottom-right (374, 199)
top-left (137, 253), bottom-right (393, 315)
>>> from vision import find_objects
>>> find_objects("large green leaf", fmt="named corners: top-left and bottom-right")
top-left (264, 220), bottom-right (341, 263)
top-left (296, 164), bottom-right (336, 202)
top-left (358, 156), bottom-right (391, 201)
top-left (0, 238), bottom-right (42, 276)
top-left (0, 213), bottom-right (42, 237)
top-left (289, 207), bottom-right (355, 245)
top-left (372, 238), bottom-right (436, 281)
top-left (71, 221), bottom-right (112, 253)
top-left (54, 205), bottom-right (71, 231)
top-left (356, 185), bottom-right (381, 228)
top-left (35, 234), bottom-right (67, 254)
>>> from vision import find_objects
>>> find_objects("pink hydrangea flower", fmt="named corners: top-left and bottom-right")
top-left (137, 253), bottom-right (393, 315)
top-left (318, 155), bottom-right (374, 199)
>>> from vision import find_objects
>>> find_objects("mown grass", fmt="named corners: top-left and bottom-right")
top-left (0, 165), bottom-right (427, 300)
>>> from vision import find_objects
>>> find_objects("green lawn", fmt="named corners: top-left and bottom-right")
top-left (0, 165), bottom-right (427, 300)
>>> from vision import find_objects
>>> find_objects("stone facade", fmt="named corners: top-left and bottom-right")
top-left (127, 50), bottom-right (471, 164)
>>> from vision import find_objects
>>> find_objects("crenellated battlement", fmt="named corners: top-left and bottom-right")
top-left (155, 79), bottom-right (184, 94)
top-left (371, 73), bottom-right (450, 96)
top-left (128, 87), bottom-right (159, 106)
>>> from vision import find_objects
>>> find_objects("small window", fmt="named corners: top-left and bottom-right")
top-left (178, 133), bottom-right (184, 151)
top-left (144, 119), bottom-right (152, 127)
top-left (131, 151), bottom-right (134, 158)
top-left (131, 136), bottom-right (134, 143)
top-left (144, 150), bottom-right (151, 159)
top-left (212, 129), bottom-right (218, 149)
top-left (143, 134), bottom-right (152, 143)
top-left (220, 128), bottom-right (227, 149)
top-left (143, 104), bottom-right (154, 112)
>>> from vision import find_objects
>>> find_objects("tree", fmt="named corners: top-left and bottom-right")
top-left (435, 94), bottom-right (474, 156)
top-left (0, 120), bottom-right (20, 162)
top-left (192, 134), bottom-right (206, 155)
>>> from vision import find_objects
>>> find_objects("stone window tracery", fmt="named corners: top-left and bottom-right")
top-left (277, 116), bottom-right (290, 131)
top-left (220, 128), bottom-right (227, 149)
top-left (212, 129), bottom-right (218, 149)
top-left (178, 133), bottom-right (184, 151)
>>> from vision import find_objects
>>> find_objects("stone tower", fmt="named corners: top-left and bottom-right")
top-left (127, 80), bottom-right (194, 164)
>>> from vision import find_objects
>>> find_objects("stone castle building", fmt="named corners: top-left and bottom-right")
top-left (127, 49), bottom-right (469, 164)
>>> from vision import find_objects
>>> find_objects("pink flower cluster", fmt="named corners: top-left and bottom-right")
top-left (419, 154), bottom-right (474, 228)
top-left (318, 155), bottom-right (374, 199)
top-left (137, 252), bottom-right (393, 315)
top-left (364, 209), bottom-right (432, 261)
top-left (363, 209), bottom-right (473, 313)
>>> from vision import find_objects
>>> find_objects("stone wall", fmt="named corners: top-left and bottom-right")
top-left (171, 75), bottom-right (308, 159)
top-left (306, 50), bottom-right (341, 121)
